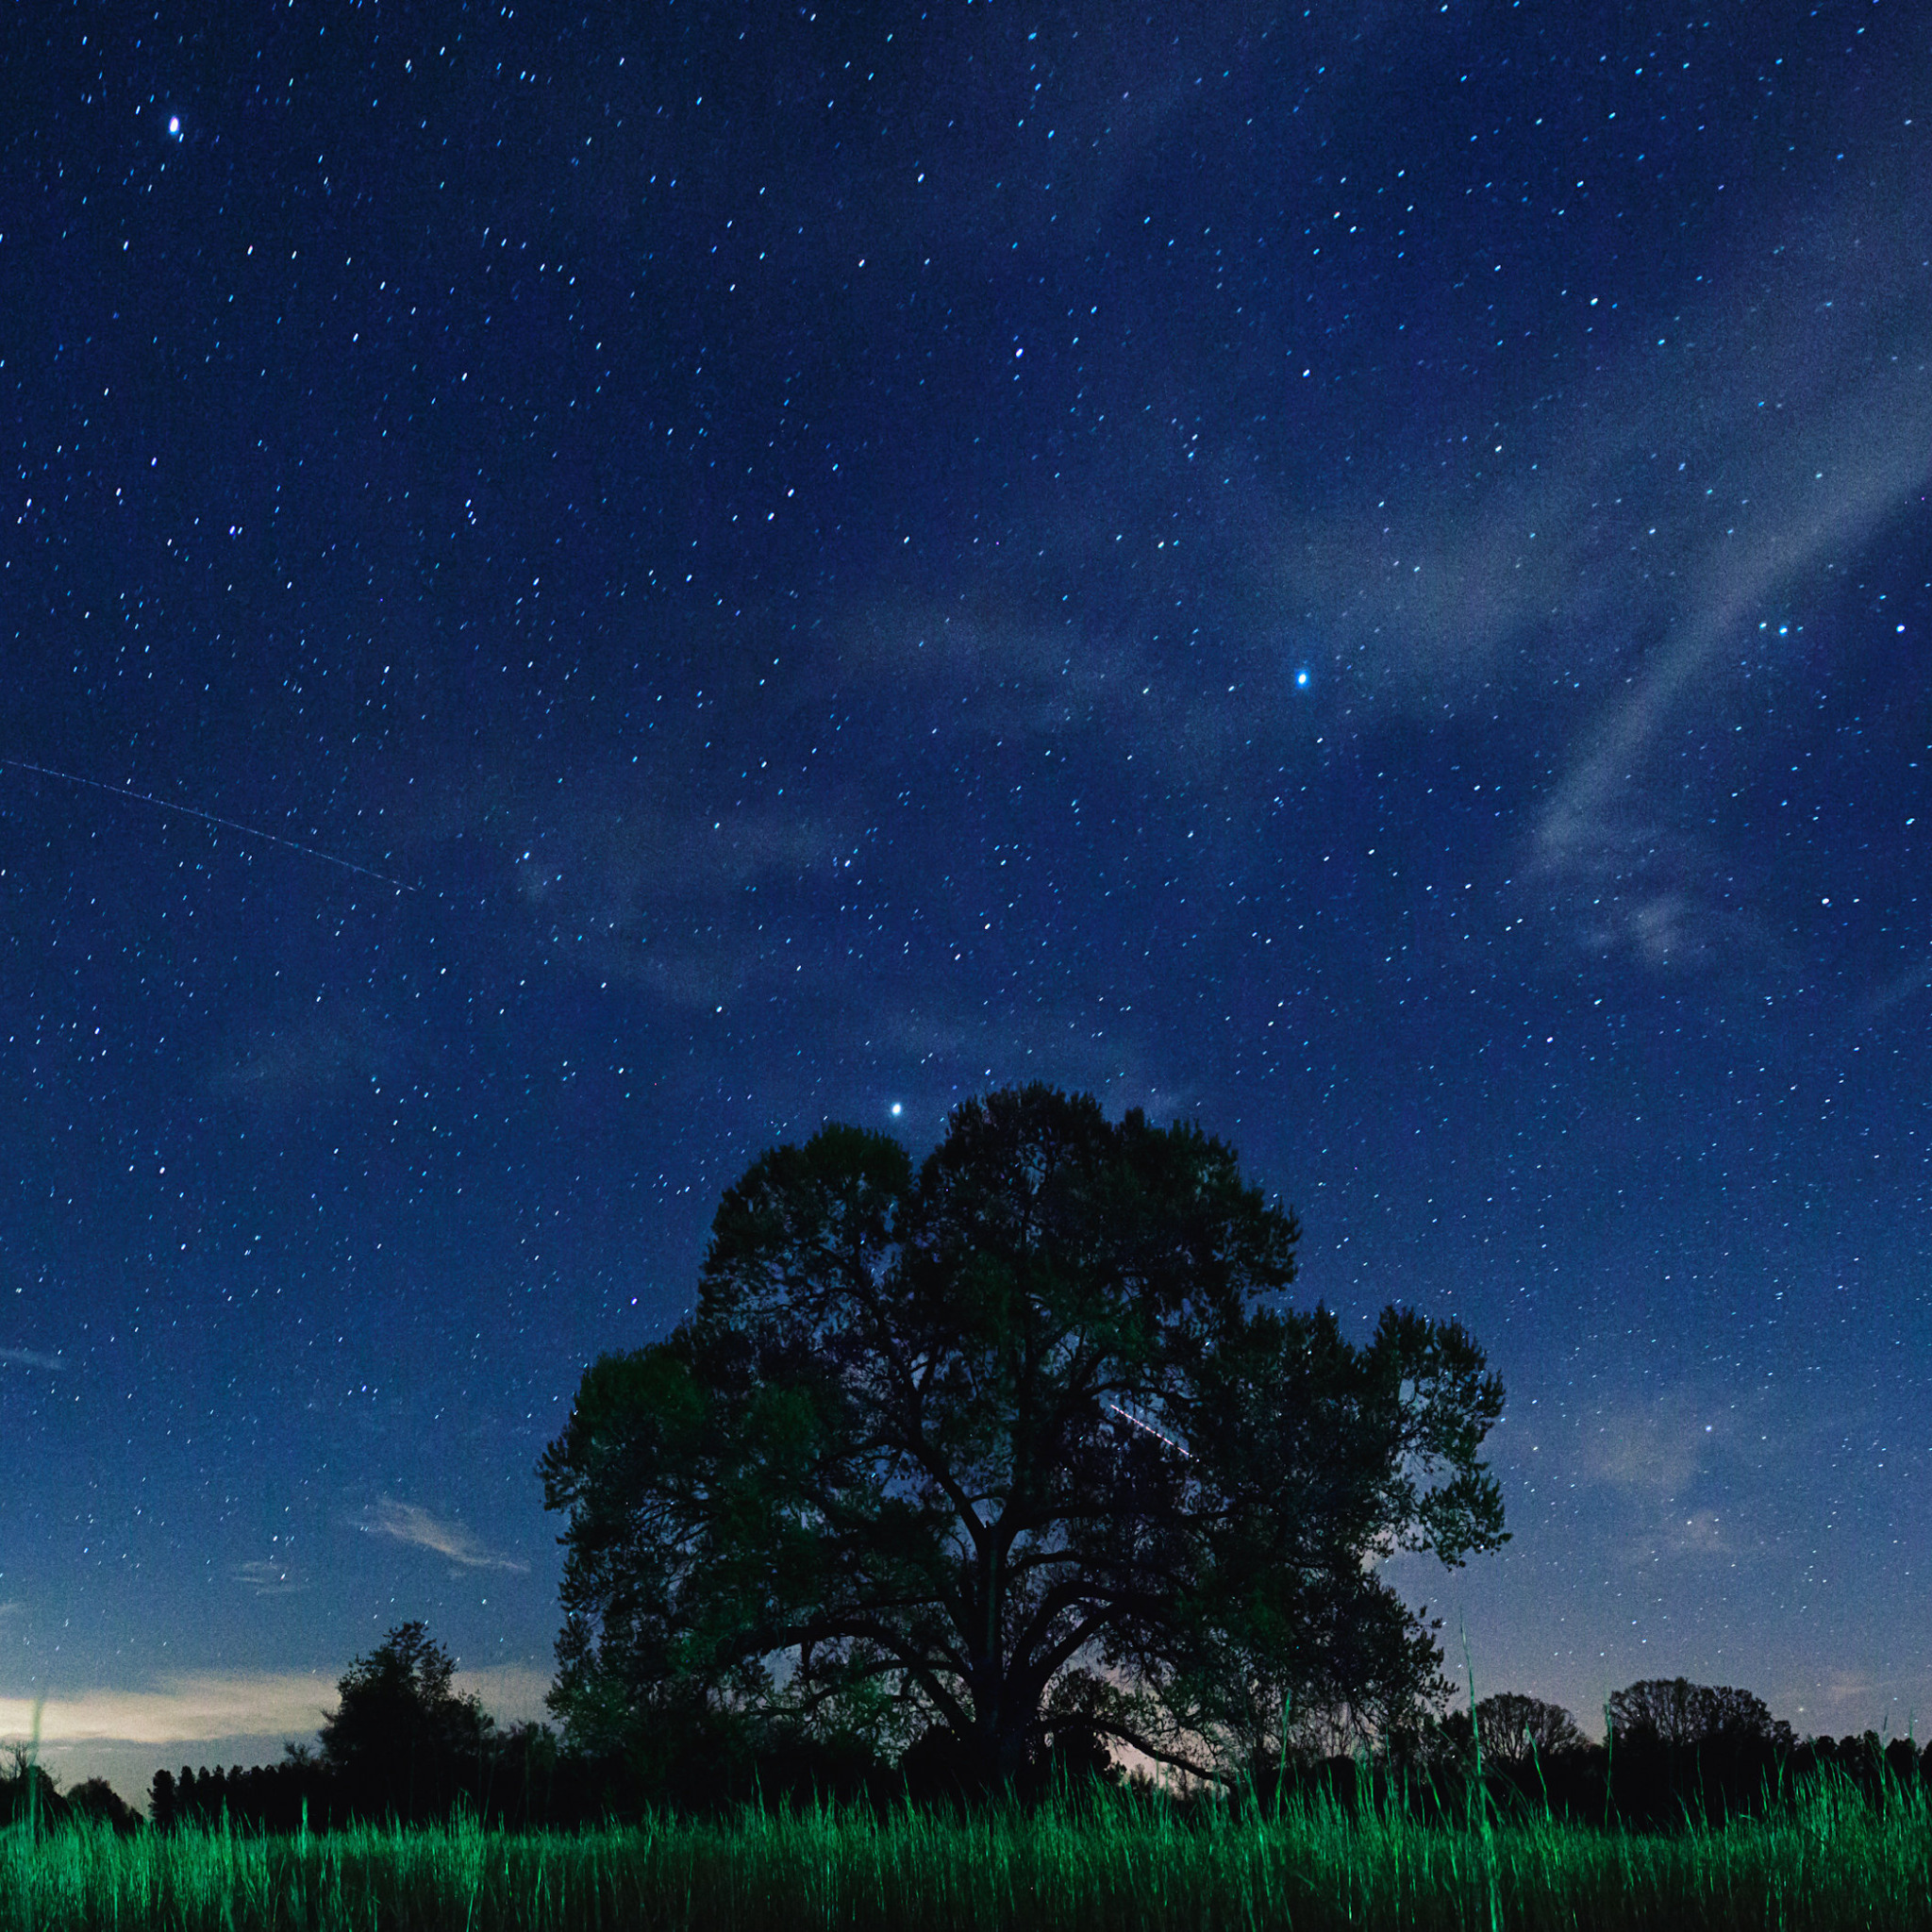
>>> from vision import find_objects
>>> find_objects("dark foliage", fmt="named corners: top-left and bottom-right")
top-left (541, 1085), bottom-right (1508, 1803)
top-left (123, 1666), bottom-right (1932, 1835)
top-left (317, 1620), bottom-right (494, 1824)
top-left (1239, 1684), bottom-right (1929, 1835)
top-left (146, 1728), bottom-right (633, 1834)
top-left (1595, 1676), bottom-right (1796, 1827)
top-left (63, 1774), bottom-right (143, 1832)
top-left (1795, 1729), bottom-right (1925, 1803)
top-left (0, 1752), bottom-right (65, 1831)
top-left (144, 1622), bottom-right (646, 1833)
top-left (1, 1756), bottom-right (140, 1834)
top-left (1606, 1676), bottom-right (1792, 1753)
top-left (1474, 1692), bottom-right (1585, 1764)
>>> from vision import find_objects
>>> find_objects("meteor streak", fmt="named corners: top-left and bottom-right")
top-left (3, 758), bottom-right (414, 891)
top-left (1108, 1401), bottom-right (1193, 1459)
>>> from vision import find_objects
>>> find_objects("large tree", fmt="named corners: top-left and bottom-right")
top-left (541, 1086), bottom-right (1507, 1792)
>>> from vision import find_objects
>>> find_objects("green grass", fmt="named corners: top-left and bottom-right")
top-left (1, 1773), bottom-right (1928, 1930)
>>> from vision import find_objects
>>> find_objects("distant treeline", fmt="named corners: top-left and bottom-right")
top-left (1219, 1681), bottom-right (1925, 1832)
top-left (121, 1674), bottom-right (1931, 1837)
top-left (144, 1727), bottom-right (627, 1835)
top-left (1274, 1716), bottom-right (1928, 1833)
top-left (11, 1634), bottom-right (1897, 1837)
top-left (128, 1718), bottom-right (1932, 1837)
top-left (141, 1623), bottom-right (641, 1834)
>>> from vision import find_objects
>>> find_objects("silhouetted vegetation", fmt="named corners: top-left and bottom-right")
top-left (142, 1623), bottom-right (641, 1834)
top-left (61, 1775), bottom-right (144, 1833)
top-left (1223, 1677), bottom-right (1928, 1838)
top-left (541, 1085), bottom-right (1507, 1807)
top-left (1475, 1690), bottom-right (1586, 1762)
top-left (317, 1619), bottom-right (495, 1823)
top-left (0, 1753), bottom-right (144, 1835)
top-left (128, 1658), bottom-right (1923, 1841)
top-left (144, 1730), bottom-right (631, 1835)
top-left (0, 1750), bottom-right (62, 1833)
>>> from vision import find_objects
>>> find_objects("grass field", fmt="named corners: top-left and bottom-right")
top-left (2, 1772), bottom-right (1928, 1930)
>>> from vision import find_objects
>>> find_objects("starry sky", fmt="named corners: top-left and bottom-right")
top-left (4, 2), bottom-right (1930, 1805)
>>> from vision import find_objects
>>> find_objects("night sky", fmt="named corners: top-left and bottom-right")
top-left (4, 2), bottom-right (1930, 1805)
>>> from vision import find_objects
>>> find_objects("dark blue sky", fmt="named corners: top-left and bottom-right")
top-left (4, 1), bottom-right (1928, 1800)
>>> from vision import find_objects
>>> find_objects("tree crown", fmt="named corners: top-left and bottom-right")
top-left (542, 1086), bottom-right (1507, 1790)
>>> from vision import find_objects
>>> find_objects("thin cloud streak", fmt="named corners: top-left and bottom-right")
top-left (233, 1559), bottom-right (305, 1598)
top-left (1533, 358), bottom-right (1932, 897)
top-left (0, 1347), bottom-right (66, 1371)
top-left (358, 1497), bottom-right (529, 1573)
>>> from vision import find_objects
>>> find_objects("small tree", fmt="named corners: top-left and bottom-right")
top-left (542, 1086), bottom-right (1507, 1797)
top-left (65, 1776), bottom-right (142, 1832)
top-left (0, 1748), bottom-right (64, 1833)
top-left (320, 1621), bottom-right (493, 1822)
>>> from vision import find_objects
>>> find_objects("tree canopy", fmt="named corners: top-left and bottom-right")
top-left (541, 1086), bottom-right (1507, 1793)
top-left (319, 1621), bottom-right (493, 1821)
top-left (1606, 1678), bottom-right (1792, 1753)
top-left (1474, 1692), bottom-right (1586, 1765)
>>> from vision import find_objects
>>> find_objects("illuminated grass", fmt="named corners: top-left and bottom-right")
top-left (1, 1773), bottom-right (1928, 1930)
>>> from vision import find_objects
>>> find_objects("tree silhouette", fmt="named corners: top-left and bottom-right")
top-left (1606, 1677), bottom-right (1790, 1751)
top-left (1474, 1692), bottom-right (1585, 1764)
top-left (320, 1620), bottom-right (493, 1821)
top-left (60, 1774), bottom-right (142, 1833)
top-left (1603, 1677), bottom-right (1798, 1825)
top-left (0, 1749), bottom-right (64, 1832)
top-left (542, 1086), bottom-right (1507, 1797)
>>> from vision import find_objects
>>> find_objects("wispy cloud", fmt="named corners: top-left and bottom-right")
top-left (211, 1006), bottom-right (403, 1113)
top-left (437, 765), bottom-right (864, 1012)
top-left (357, 1497), bottom-right (528, 1573)
top-left (1780, 1667), bottom-right (1932, 1741)
top-left (1580, 1385), bottom-right (1743, 1506)
top-left (0, 1347), bottom-right (66, 1371)
top-left (0, 1673), bottom-right (332, 1746)
top-left (1258, 116), bottom-right (1932, 974)
top-left (1567, 1379), bottom-right (1812, 1571)
top-left (1657, 1507), bottom-right (1748, 1562)
top-left (1529, 344), bottom-right (1932, 963)
top-left (0, 1663), bottom-right (557, 1756)
top-left (233, 1559), bottom-right (305, 1598)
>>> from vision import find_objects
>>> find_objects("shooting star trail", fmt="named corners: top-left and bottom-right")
top-left (2, 758), bottom-right (415, 891)
top-left (1108, 1402), bottom-right (1193, 1459)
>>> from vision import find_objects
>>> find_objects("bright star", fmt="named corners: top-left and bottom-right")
top-left (1295, 667), bottom-right (1311, 689)
top-left (167, 115), bottom-right (181, 138)
top-left (890, 1103), bottom-right (903, 1117)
